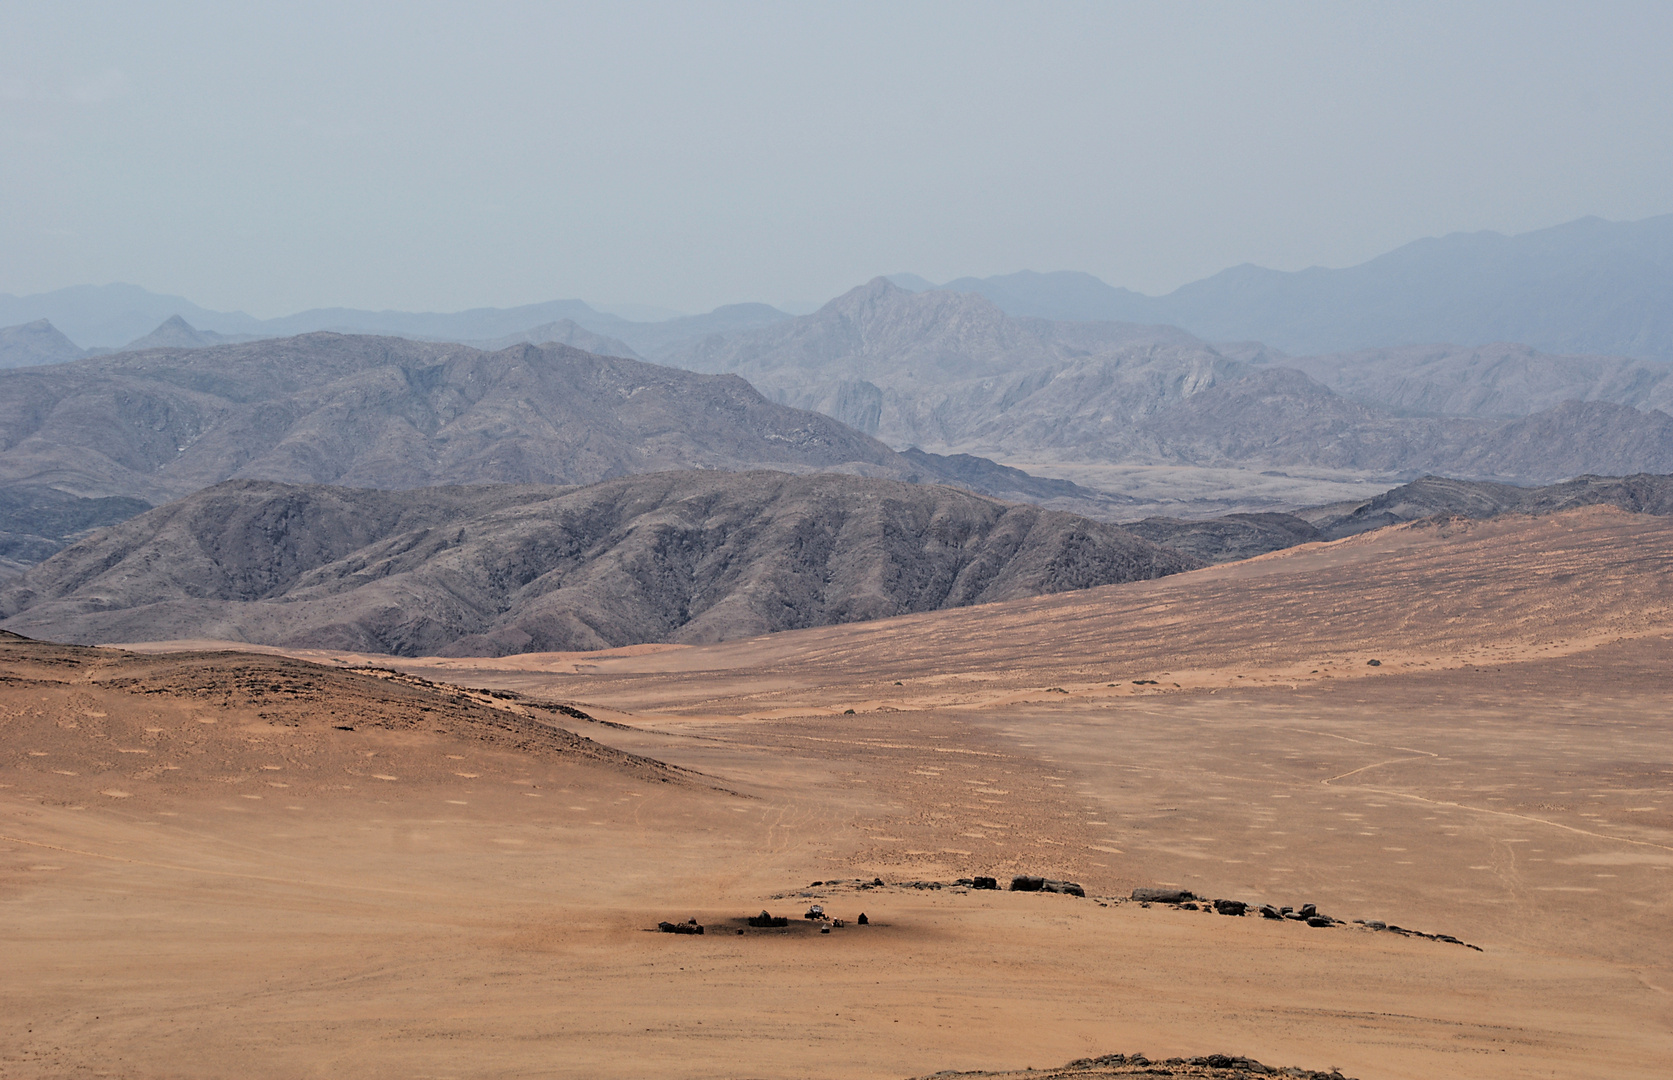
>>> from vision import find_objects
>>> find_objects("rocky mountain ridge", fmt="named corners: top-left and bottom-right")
top-left (657, 278), bottom-right (1673, 482)
top-left (0, 331), bottom-right (1125, 573)
top-left (0, 472), bottom-right (1196, 655)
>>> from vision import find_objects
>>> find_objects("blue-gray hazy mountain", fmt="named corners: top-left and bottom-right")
top-left (0, 319), bottom-right (87, 369)
top-left (121, 315), bottom-right (258, 352)
top-left (472, 319), bottom-right (643, 360)
top-left (899, 214), bottom-right (1673, 362)
top-left (0, 284), bottom-right (267, 349)
top-left (664, 277), bottom-right (1229, 452)
top-left (0, 284), bottom-right (793, 354)
top-left (1268, 341), bottom-right (1673, 419)
top-left (658, 278), bottom-right (1673, 482)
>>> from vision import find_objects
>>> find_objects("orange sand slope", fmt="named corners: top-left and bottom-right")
top-left (5, 507), bottom-right (1671, 1079)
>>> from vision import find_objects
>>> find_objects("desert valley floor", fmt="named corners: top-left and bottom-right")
top-left (3, 507), bottom-right (1671, 1079)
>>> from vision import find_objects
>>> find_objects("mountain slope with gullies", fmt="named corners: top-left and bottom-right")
top-left (0, 471), bottom-right (1197, 656)
top-left (664, 277), bottom-right (1245, 452)
top-left (0, 332), bottom-right (990, 504)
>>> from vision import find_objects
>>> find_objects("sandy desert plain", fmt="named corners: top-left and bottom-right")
top-left (3, 505), bottom-right (1672, 1079)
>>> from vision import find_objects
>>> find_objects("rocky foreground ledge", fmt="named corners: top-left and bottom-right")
top-left (913, 1052), bottom-right (1356, 1079)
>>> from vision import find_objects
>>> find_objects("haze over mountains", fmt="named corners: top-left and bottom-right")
top-left (0, 282), bottom-right (793, 357)
top-left (8, 212), bottom-right (1672, 363)
top-left (897, 213), bottom-right (1673, 362)
top-left (665, 278), bottom-right (1673, 482)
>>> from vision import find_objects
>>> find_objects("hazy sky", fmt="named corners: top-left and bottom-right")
top-left (3, 1), bottom-right (1671, 317)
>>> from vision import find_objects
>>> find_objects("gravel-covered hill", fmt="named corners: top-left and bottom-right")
top-left (0, 471), bottom-right (1196, 655)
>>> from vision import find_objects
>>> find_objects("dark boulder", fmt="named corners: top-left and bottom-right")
top-left (1041, 879), bottom-right (1085, 897)
top-left (1131, 887), bottom-right (1195, 904)
top-left (857, 913), bottom-right (868, 925)
top-left (747, 911), bottom-right (789, 928)
top-left (972, 875), bottom-right (999, 890)
top-left (1306, 915), bottom-right (1334, 927)
top-left (1011, 875), bottom-right (1045, 892)
top-left (658, 919), bottom-right (704, 935)
top-left (1212, 899), bottom-right (1247, 916)
top-left (1259, 904), bottom-right (1283, 919)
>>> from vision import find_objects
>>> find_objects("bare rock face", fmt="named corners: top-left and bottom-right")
top-left (0, 470), bottom-right (1197, 656)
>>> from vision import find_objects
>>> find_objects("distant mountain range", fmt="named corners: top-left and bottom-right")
top-left (10, 212), bottom-right (1672, 365)
top-left (0, 473), bottom-right (1194, 655)
top-left (894, 214), bottom-right (1673, 362)
top-left (0, 283), bottom-right (794, 355)
top-left (0, 331), bottom-right (1127, 574)
top-left (660, 278), bottom-right (1673, 482)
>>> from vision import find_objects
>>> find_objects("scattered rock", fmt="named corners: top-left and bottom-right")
top-left (1180, 901), bottom-right (1199, 910)
top-left (911, 1050), bottom-right (1360, 1079)
top-left (1306, 916), bottom-right (1334, 928)
top-left (658, 919), bottom-right (704, 935)
top-left (1212, 899), bottom-right (1247, 916)
top-left (1131, 887), bottom-right (1196, 904)
top-left (747, 911), bottom-right (790, 928)
top-left (1259, 904), bottom-right (1283, 920)
top-left (804, 905), bottom-right (825, 920)
top-left (1366, 659), bottom-right (1381, 666)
